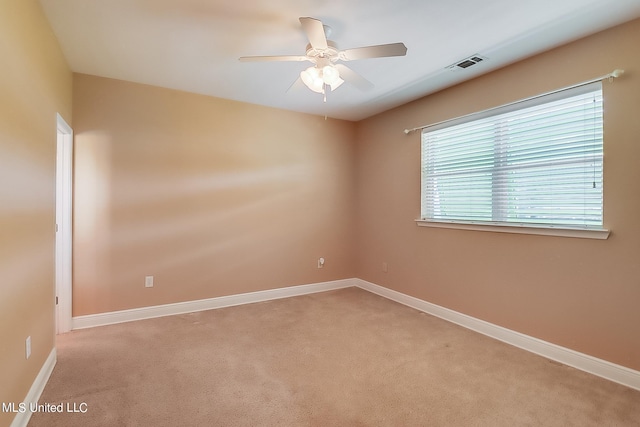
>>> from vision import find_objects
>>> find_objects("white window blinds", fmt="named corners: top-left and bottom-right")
top-left (421, 82), bottom-right (603, 229)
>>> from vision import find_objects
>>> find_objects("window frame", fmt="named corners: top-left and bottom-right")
top-left (417, 82), bottom-right (609, 240)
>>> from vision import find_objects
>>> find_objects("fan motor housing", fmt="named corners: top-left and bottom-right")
top-left (306, 41), bottom-right (339, 60)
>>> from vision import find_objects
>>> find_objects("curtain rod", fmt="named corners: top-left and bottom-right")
top-left (403, 69), bottom-right (624, 135)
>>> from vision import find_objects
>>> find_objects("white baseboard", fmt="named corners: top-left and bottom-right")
top-left (354, 278), bottom-right (640, 391)
top-left (72, 278), bottom-right (355, 330)
top-left (70, 277), bottom-right (640, 391)
top-left (10, 348), bottom-right (57, 427)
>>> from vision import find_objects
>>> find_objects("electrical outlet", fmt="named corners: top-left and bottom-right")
top-left (26, 336), bottom-right (31, 359)
top-left (145, 276), bottom-right (154, 288)
top-left (317, 257), bottom-right (325, 269)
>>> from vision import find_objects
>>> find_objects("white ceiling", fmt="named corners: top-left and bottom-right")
top-left (39, 0), bottom-right (640, 122)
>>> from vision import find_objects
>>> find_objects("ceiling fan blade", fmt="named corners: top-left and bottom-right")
top-left (286, 76), bottom-right (305, 93)
top-left (339, 42), bottom-right (407, 61)
top-left (299, 17), bottom-right (328, 50)
top-left (239, 55), bottom-right (310, 62)
top-left (335, 64), bottom-right (374, 91)
top-left (329, 77), bottom-right (344, 92)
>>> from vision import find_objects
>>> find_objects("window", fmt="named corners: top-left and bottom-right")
top-left (420, 82), bottom-right (604, 234)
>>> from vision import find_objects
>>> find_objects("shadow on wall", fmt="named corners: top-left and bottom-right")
top-left (72, 125), bottom-right (351, 315)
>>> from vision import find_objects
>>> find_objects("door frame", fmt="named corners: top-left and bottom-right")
top-left (55, 113), bottom-right (73, 333)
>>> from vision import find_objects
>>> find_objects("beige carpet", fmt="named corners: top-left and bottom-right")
top-left (28, 287), bottom-right (640, 426)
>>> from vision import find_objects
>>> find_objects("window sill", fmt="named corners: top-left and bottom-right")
top-left (415, 219), bottom-right (610, 240)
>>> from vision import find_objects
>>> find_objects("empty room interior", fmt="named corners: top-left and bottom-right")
top-left (2, 0), bottom-right (640, 425)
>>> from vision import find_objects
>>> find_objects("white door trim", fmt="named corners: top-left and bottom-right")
top-left (55, 113), bottom-right (73, 334)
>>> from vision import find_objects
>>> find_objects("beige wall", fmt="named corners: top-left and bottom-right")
top-left (72, 74), bottom-right (356, 315)
top-left (0, 0), bottom-right (72, 425)
top-left (355, 18), bottom-right (640, 371)
top-left (3, 7), bottom-right (638, 417)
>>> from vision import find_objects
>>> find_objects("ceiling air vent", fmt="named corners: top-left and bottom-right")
top-left (446, 54), bottom-right (487, 71)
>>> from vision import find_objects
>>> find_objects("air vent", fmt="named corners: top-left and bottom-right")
top-left (446, 54), bottom-right (487, 71)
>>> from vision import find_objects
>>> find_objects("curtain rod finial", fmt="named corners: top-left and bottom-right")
top-left (611, 69), bottom-right (624, 78)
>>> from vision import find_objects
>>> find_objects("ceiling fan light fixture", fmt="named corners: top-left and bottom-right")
top-left (322, 65), bottom-right (340, 85)
top-left (301, 64), bottom-right (344, 94)
top-left (300, 66), bottom-right (324, 93)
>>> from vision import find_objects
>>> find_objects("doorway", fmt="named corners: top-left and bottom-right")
top-left (55, 113), bottom-right (73, 333)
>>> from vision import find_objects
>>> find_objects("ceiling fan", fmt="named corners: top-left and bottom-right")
top-left (239, 17), bottom-right (407, 96)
